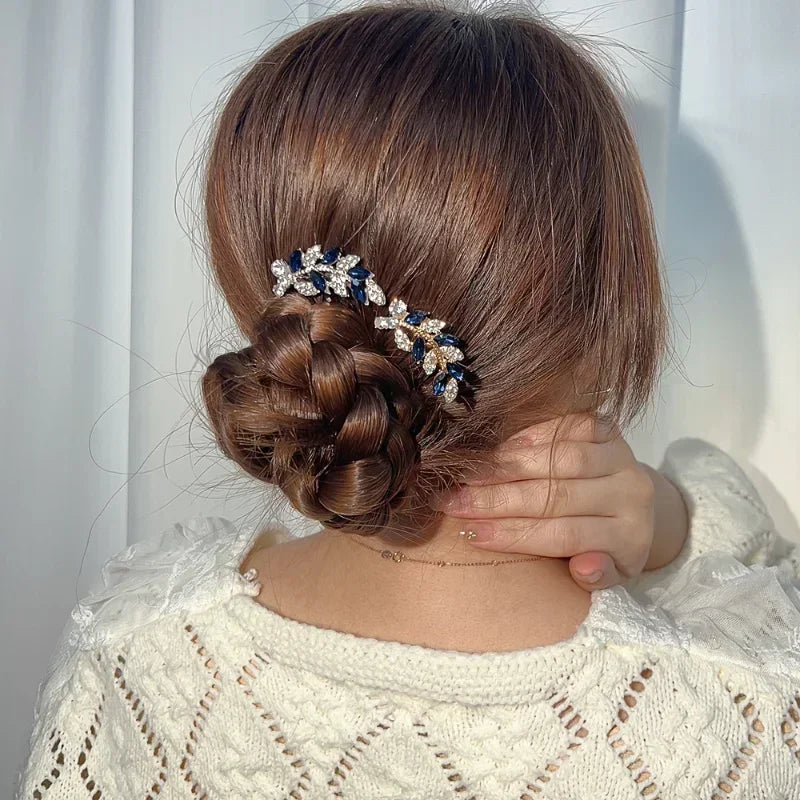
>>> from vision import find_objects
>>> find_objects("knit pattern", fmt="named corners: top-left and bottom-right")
top-left (16, 439), bottom-right (800, 799)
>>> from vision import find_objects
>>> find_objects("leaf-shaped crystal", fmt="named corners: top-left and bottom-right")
top-left (422, 349), bottom-right (438, 376)
top-left (394, 328), bottom-right (413, 351)
top-left (301, 245), bottom-right (323, 268)
top-left (270, 259), bottom-right (290, 278)
top-left (388, 298), bottom-right (407, 317)
top-left (421, 318), bottom-right (446, 334)
top-left (374, 316), bottom-right (397, 329)
top-left (442, 377), bottom-right (459, 403)
top-left (366, 279), bottom-right (386, 305)
top-left (439, 345), bottom-right (464, 362)
top-left (337, 253), bottom-right (361, 271)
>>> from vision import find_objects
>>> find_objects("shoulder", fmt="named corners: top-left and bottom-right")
top-left (655, 437), bottom-right (799, 570)
top-left (19, 517), bottom-right (291, 763)
top-left (66, 514), bottom-right (289, 652)
top-left (588, 438), bottom-right (800, 679)
top-left (590, 550), bottom-right (800, 677)
top-left (660, 436), bottom-right (769, 524)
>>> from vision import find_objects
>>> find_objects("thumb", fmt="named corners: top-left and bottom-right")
top-left (569, 551), bottom-right (621, 591)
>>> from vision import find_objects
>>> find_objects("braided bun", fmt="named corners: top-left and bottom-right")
top-left (203, 294), bottom-right (442, 533)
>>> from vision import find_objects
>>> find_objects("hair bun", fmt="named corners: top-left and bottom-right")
top-left (202, 294), bottom-right (434, 533)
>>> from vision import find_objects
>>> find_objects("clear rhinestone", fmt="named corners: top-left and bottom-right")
top-left (328, 271), bottom-right (349, 296)
top-left (421, 318), bottom-right (446, 334)
top-left (294, 280), bottom-right (318, 296)
top-left (270, 259), bottom-right (289, 278)
top-left (394, 328), bottom-right (413, 351)
top-left (374, 316), bottom-right (398, 329)
top-left (337, 253), bottom-right (361, 271)
top-left (439, 345), bottom-right (464, 362)
top-left (442, 377), bottom-right (459, 403)
top-left (273, 280), bottom-right (289, 297)
top-left (422, 349), bottom-right (438, 375)
top-left (302, 245), bottom-right (322, 268)
top-left (389, 298), bottom-right (407, 316)
top-left (366, 279), bottom-right (386, 305)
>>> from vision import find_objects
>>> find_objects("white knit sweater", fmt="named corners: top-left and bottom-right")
top-left (15, 439), bottom-right (800, 800)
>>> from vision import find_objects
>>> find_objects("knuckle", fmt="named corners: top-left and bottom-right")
top-left (569, 413), bottom-right (596, 438)
top-left (553, 442), bottom-right (584, 476)
top-left (501, 523), bottom-right (535, 552)
top-left (512, 450), bottom-right (539, 477)
top-left (569, 443), bottom-right (590, 474)
top-left (619, 467), bottom-right (654, 503)
top-left (553, 520), bottom-right (581, 554)
top-left (479, 486), bottom-right (503, 511)
top-left (552, 479), bottom-right (570, 509)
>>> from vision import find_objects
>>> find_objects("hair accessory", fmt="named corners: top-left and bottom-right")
top-left (271, 244), bottom-right (386, 305)
top-left (373, 298), bottom-right (468, 403)
top-left (270, 244), bottom-right (469, 403)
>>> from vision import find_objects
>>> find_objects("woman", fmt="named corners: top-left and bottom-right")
top-left (17, 2), bottom-right (800, 798)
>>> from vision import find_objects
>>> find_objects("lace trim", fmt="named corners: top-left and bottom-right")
top-left (591, 551), bottom-right (800, 678)
top-left (66, 515), bottom-right (271, 651)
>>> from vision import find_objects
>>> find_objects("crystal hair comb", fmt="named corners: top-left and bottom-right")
top-left (270, 245), bottom-right (469, 403)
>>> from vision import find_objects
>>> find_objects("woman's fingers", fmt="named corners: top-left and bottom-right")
top-left (444, 470), bottom-right (650, 519)
top-left (434, 414), bottom-right (657, 590)
top-left (569, 552), bottom-right (622, 591)
top-left (466, 438), bottom-right (630, 485)
top-left (504, 413), bottom-right (621, 448)
top-left (460, 516), bottom-right (645, 577)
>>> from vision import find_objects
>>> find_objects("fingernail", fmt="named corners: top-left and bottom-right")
top-left (578, 569), bottom-right (603, 583)
top-left (459, 527), bottom-right (493, 543)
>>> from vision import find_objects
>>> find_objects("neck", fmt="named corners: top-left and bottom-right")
top-left (248, 515), bottom-right (593, 653)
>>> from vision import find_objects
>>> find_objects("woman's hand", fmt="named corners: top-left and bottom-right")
top-left (439, 414), bottom-right (688, 592)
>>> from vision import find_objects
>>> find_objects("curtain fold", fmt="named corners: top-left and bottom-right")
top-left (2, 1), bottom-right (798, 795)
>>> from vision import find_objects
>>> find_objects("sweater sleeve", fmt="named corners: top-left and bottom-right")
top-left (15, 646), bottom-right (110, 800)
top-left (657, 438), bottom-right (800, 576)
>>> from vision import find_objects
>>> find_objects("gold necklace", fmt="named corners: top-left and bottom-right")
top-left (347, 534), bottom-right (546, 567)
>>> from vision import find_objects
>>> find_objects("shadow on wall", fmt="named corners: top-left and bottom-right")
top-left (627, 98), bottom-right (798, 541)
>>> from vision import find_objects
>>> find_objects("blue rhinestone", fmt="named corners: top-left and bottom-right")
top-left (289, 249), bottom-right (303, 272)
top-left (432, 372), bottom-right (449, 396)
top-left (434, 333), bottom-right (462, 348)
top-left (309, 270), bottom-right (327, 292)
top-left (446, 363), bottom-right (465, 381)
top-left (412, 337), bottom-right (425, 362)
top-left (322, 247), bottom-right (340, 264)
top-left (405, 310), bottom-right (428, 326)
top-left (352, 283), bottom-right (367, 304)
top-left (347, 265), bottom-right (371, 280)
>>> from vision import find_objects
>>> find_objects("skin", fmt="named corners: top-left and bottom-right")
top-left (240, 413), bottom-right (689, 653)
top-left (440, 413), bottom-right (689, 591)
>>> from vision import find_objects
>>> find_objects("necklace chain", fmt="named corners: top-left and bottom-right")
top-left (347, 534), bottom-right (545, 567)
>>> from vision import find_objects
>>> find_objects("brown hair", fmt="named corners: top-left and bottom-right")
top-left (201, 0), bottom-right (667, 535)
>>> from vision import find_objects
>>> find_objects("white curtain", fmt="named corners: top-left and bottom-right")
top-left (2, 0), bottom-right (798, 793)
